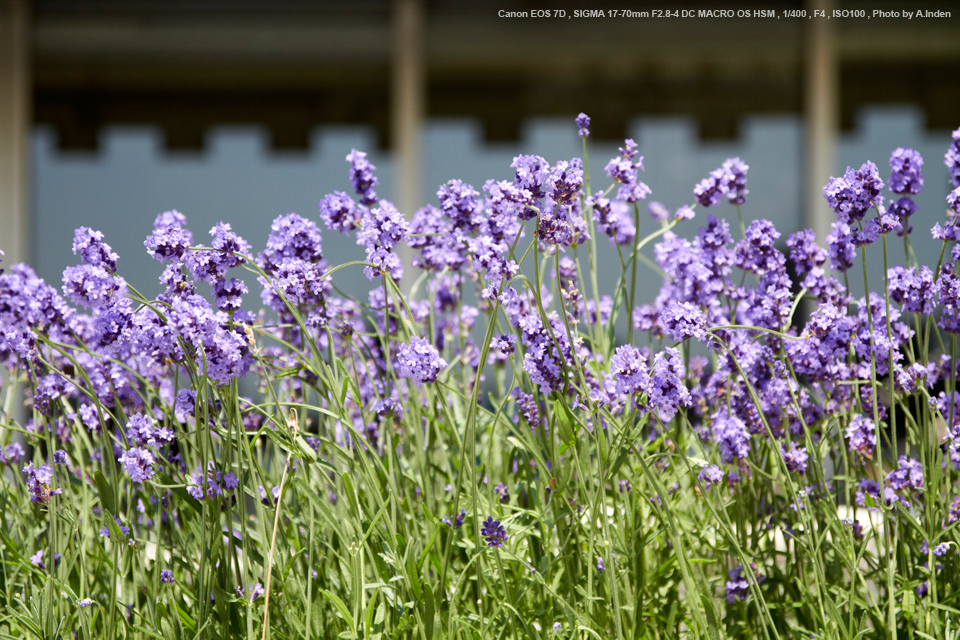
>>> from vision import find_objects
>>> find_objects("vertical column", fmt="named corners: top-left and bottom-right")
top-left (804, 0), bottom-right (838, 243)
top-left (392, 0), bottom-right (425, 219)
top-left (0, 0), bottom-right (30, 267)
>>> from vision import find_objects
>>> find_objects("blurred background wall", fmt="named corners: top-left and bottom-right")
top-left (2, 0), bottom-right (959, 306)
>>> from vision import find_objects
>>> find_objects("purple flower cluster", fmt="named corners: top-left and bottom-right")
top-left (725, 562), bottom-right (763, 603)
top-left (823, 162), bottom-right (885, 224)
top-left (698, 464), bottom-right (724, 489)
top-left (604, 139), bottom-right (652, 203)
top-left (889, 148), bottom-right (924, 195)
top-left (946, 127), bottom-right (960, 188)
top-left (846, 415), bottom-right (876, 459)
top-left (575, 113), bottom-right (590, 138)
top-left (397, 336), bottom-right (447, 384)
top-left (694, 158), bottom-right (749, 207)
top-left (23, 462), bottom-right (61, 503)
top-left (480, 516), bottom-right (508, 548)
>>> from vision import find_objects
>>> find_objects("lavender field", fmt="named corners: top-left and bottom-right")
top-left (2, 114), bottom-right (960, 639)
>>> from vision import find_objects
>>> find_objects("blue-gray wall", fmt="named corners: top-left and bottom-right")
top-left (29, 107), bottom-right (957, 319)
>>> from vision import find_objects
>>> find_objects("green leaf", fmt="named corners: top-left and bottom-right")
top-left (322, 589), bottom-right (356, 636)
top-left (423, 584), bottom-right (436, 640)
top-left (95, 471), bottom-right (116, 514)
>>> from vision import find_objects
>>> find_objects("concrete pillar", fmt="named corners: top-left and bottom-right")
top-left (392, 0), bottom-right (425, 220)
top-left (0, 0), bottom-right (30, 268)
top-left (804, 0), bottom-right (838, 243)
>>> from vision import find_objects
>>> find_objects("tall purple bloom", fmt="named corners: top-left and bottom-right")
top-left (319, 191), bottom-right (360, 234)
top-left (945, 126), bottom-right (960, 189)
top-left (698, 464), bottom-right (724, 489)
top-left (659, 301), bottom-right (707, 342)
top-left (119, 448), bottom-right (156, 483)
top-left (145, 211), bottom-right (193, 263)
top-left (846, 415), bottom-right (876, 458)
top-left (712, 409), bottom-right (750, 463)
top-left (888, 265), bottom-right (939, 314)
top-left (23, 462), bottom-right (61, 503)
top-left (511, 154), bottom-right (550, 202)
top-left (604, 139), bottom-right (651, 203)
top-left (481, 516), bottom-right (508, 548)
top-left (397, 336), bottom-right (447, 384)
top-left (72, 227), bottom-right (119, 272)
top-left (889, 147), bottom-right (924, 195)
top-left (647, 347), bottom-right (692, 420)
top-left (346, 149), bottom-right (379, 206)
top-left (610, 345), bottom-right (650, 396)
top-left (826, 222), bottom-right (857, 272)
top-left (575, 113), bottom-right (590, 138)
top-left (823, 162), bottom-right (885, 224)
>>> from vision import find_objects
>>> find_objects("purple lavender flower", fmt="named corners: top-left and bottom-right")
top-left (495, 482), bottom-right (509, 504)
top-left (235, 583), bottom-right (265, 602)
top-left (160, 569), bottom-right (175, 584)
top-left (187, 222), bottom-right (251, 284)
top-left (949, 186), bottom-right (960, 215)
top-left (888, 197), bottom-right (917, 236)
top-left (512, 388), bottom-right (542, 429)
top-left (786, 228), bottom-right (827, 279)
top-left (596, 556), bottom-right (605, 573)
top-left (126, 413), bottom-right (175, 448)
top-left (712, 409), bottom-right (750, 463)
top-left (62, 264), bottom-right (124, 309)
top-left (319, 191), bottom-right (360, 234)
top-left (78, 598), bottom-right (94, 608)
top-left (30, 550), bottom-right (60, 570)
top-left (888, 265), bottom-right (939, 314)
top-left (397, 336), bottom-right (447, 384)
top-left (72, 227), bottom-right (119, 272)
top-left (481, 516), bottom-right (508, 548)
top-left (823, 162), bottom-right (885, 224)
top-left (647, 201), bottom-right (670, 224)
top-left (846, 415), bottom-right (876, 458)
top-left (619, 479), bottom-right (632, 493)
top-left (610, 345), bottom-right (650, 396)
top-left (698, 464), bottom-right (724, 490)
top-left (693, 166), bottom-right (725, 208)
top-left (346, 149), bottom-right (379, 206)
top-left (826, 222), bottom-right (857, 272)
top-left (547, 158), bottom-right (584, 204)
top-left (725, 563), bottom-right (763, 603)
top-left (23, 462), bottom-right (61, 503)
top-left (886, 456), bottom-right (923, 492)
top-left (889, 147), bottom-right (924, 194)
top-left (53, 450), bottom-right (67, 465)
top-left (659, 301), bottom-right (706, 342)
top-left (438, 179), bottom-right (483, 230)
top-left (119, 447), bottom-right (156, 483)
top-left (145, 212), bottom-right (193, 263)
top-left (605, 139), bottom-right (652, 203)
top-left (946, 126), bottom-right (960, 189)
top-left (721, 158), bottom-right (749, 205)
top-left (781, 443), bottom-right (809, 474)
top-left (0, 443), bottom-right (25, 466)
top-left (213, 277), bottom-right (248, 313)
top-left (511, 154), bottom-right (551, 202)
top-left (575, 113), bottom-right (590, 138)
top-left (647, 348), bottom-right (692, 420)
top-left (442, 509), bottom-right (466, 529)
top-left (357, 202), bottom-right (409, 280)
top-left (939, 270), bottom-right (960, 335)
top-left (735, 219), bottom-right (784, 274)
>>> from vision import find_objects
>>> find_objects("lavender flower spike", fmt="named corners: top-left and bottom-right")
top-left (481, 516), bottom-right (508, 548)
top-left (397, 336), bottom-right (447, 384)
